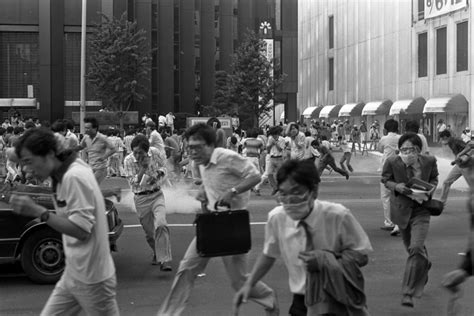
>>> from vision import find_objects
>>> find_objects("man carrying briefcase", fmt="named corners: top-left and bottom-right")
top-left (158, 123), bottom-right (279, 316)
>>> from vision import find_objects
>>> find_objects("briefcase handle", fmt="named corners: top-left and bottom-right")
top-left (214, 200), bottom-right (231, 210)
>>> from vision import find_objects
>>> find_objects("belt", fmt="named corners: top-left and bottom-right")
top-left (135, 188), bottom-right (161, 196)
top-left (270, 156), bottom-right (282, 158)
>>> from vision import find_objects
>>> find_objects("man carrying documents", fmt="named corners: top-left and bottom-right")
top-left (381, 132), bottom-right (439, 308)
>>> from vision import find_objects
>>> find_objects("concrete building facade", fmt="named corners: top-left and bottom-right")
top-left (298, 0), bottom-right (473, 142)
top-left (0, 0), bottom-right (297, 126)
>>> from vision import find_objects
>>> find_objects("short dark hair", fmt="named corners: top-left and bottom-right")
top-left (277, 159), bottom-right (321, 191)
top-left (405, 120), bottom-right (420, 133)
top-left (51, 119), bottom-right (66, 133)
top-left (206, 117), bottom-right (221, 129)
top-left (84, 117), bottom-right (99, 129)
top-left (398, 132), bottom-right (422, 150)
top-left (24, 121), bottom-right (36, 129)
top-left (268, 126), bottom-right (282, 136)
top-left (146, 121), bottom-right (156, 129)
top-left (439, 130), bottom-right (452, 139)
top-left (64, 119), bottom-right (75, 130)
top-left (384, 119), bottom-right (399, 133)
top-left (13, 126), bottom-right (23, 135)
top-left (15, 127), bottom-right (58, 158)
top-left (130, 134), bottom-right (150, 152)
top-left (247, 128), bottom-right (258, 138)
top-left (184, 123), bottom-right (216, 146)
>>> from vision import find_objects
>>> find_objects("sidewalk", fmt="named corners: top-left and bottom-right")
top-left (363, 144), bottom-right (470, 192)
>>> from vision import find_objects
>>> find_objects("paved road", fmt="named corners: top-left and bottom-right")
top-left (1, 152), bottom-right (473, 315)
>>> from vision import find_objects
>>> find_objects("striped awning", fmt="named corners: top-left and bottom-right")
top-left (389, 97), bottom-right (426, 116)
top-left (338, 102), bottom-right (365, 117)
top-left (302, 106), bottom-right (318, 118)
top-left (361, 99), bottom-right (393, 116)
top-left (319, 104), bottom-right (343, 119)
top-left (423, 94), bottom-right (468, 113)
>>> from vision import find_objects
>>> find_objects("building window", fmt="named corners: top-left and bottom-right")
top-left (436, 27), bottom-right (447, 75)
top-left (417, 0), bottom-right (424, 21)
top-left (418, 32), bottom-right (427, 77)
top-left (328, 58), bottom-right (334, 91)
top-left (328, 16), bottom-right (334, 49)
top-left (0, 32), bottom-right (39, 98)
top-left (457, 21), bottom-right (468, 72)
top-left (64, 32), bottom-right (95, 100)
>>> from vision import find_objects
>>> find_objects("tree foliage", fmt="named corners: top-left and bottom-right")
top-left (204, 70), bottom-right (236, 117)
top-left (230, 30), bottom-right (285, 128)
top-left (87, 13), bottom-right (152, 125)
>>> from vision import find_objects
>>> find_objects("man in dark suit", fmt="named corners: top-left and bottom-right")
top-left (381, 132), bottom-right (438, 308)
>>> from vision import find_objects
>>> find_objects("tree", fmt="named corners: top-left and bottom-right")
top-left (230, 30), bottom-right (285, 129)
top-left (203, 70), bottom-right (236, 117)
top-left (87, 13), bottom-right (152, 129)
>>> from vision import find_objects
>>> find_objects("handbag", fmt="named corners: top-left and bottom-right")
top-left (195, 205), bottom-right (251, 257)
top-left (422, 199), bottom-right (444, 216)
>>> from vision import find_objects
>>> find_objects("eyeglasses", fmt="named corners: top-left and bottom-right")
top-left (399, 147), bottom-right (417, 154)
top-left (186, 144), bottom-right (206, 152)
top-left (276, 191), bottom-right (310, 204)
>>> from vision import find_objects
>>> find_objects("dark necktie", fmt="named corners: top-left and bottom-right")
top-left (299, 220), bottom-right (314, 251)
top-left (406, 165), bottom-right (414, 180)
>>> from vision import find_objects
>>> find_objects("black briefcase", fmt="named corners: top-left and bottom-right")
top-left (195, 210), bottom-right (252, 257)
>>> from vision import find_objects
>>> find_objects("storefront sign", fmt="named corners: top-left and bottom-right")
top-left (425, 0), bottom-right (467, 19)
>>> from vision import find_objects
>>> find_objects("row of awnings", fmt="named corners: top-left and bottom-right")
top-left (302, 94), bottom-right (469, 119)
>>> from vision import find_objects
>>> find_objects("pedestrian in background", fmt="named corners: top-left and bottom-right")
top-left (378, 119), bottom-right (401, 235)
top-left (311, 139), bottom-right (349, 180)
top-left (78, 117), bottom-right (117, 184)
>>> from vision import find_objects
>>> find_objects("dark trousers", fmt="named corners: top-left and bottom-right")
top-left (318, 158), bottom-right (348, 177)
top-left (289, 294), bottom-right (307, 316)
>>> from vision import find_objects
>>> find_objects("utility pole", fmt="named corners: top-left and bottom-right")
top-left (79, 0), bottom-right (87, 134)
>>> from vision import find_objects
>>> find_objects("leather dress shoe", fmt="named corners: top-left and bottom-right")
top-left (380, 225), bottom-right (395, 231)
top-left (160, 262), bottom-right (172, 272)
top-left (401, 295), bottom-right (414, 307)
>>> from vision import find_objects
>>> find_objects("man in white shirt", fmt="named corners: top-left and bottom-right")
top-left (255, 126), bottom-right (285, 196)
top-left (286, 122), bottom-right (306, 160)
top-left (234, 159), bottom-right (372, 315)
top-left (10, 128), bottom-right (118, 315)
top-left (166, 112), bottom-right (175, 133)
top-left (378, 119), bottom-right (401, 235)
top-left (158, 123), bottom-right (278, 316)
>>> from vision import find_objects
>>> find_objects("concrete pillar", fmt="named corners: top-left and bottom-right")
top-left (39, 0), bottom-right (64, 122)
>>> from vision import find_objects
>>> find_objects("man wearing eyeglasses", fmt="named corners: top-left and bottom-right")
top-left (158, 123), bottom-right (278, 316)
top-left (381, 132), bottom-right (438, 308)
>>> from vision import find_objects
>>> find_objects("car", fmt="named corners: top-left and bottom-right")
top-left (0, 184), bottom-right (123, 284)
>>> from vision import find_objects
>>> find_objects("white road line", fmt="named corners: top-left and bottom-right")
top-left (124, 222), bottom-right (267, 228)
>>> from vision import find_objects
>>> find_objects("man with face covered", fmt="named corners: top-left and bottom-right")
top-left (123, 135), bottom-right (172, 270)
top-left (234, 159), bottom-right (372, 316)
top-left (158, 123), bottom-right (278, 316)
top-left (381, 132), bottom-right (438, 308)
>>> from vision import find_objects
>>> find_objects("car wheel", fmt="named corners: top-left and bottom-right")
top-left (21, 228), bottom-right (64, 284)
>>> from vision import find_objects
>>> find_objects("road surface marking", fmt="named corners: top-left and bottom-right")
top-left (124, 222), bottom-right (268, 228)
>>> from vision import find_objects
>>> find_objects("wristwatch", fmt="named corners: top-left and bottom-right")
top-left (40, 210), bottom-right (51, 223)
top-left (230, 187), bottom-right (238, 195)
